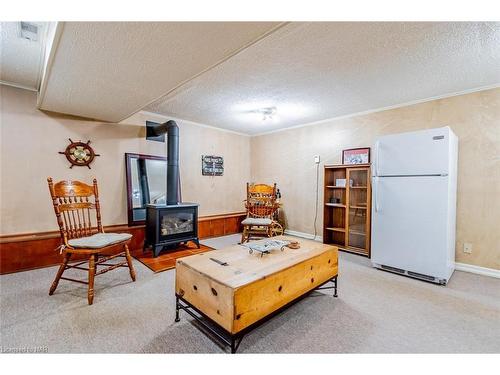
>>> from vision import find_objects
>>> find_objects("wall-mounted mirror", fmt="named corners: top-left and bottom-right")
top-left (125, 153), bottom-right (167, 226)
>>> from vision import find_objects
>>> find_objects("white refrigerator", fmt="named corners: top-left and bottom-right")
top-left (371, 126), bottom-right (458, 285)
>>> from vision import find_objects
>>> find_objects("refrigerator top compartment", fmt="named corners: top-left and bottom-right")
top-left (373, 126), bottom-right (456, 177)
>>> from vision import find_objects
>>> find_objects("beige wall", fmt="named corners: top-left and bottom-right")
top-left (122, 111), bottom-right (251, 216)
top-left (251, 88), bottom-right (500, 270)
top-left (0, 86), bottom-right (250, 234)
top-left (1, 84), bottom-right (498, 269)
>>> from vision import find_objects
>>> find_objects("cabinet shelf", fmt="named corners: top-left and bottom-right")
top-left (325, 203), bottom-right (346, 208)
top-left (349, 230), bottom-right (366, 236)
top-left (350, 205), bottom-right (367, 209)
top-left (351, 186), bottom-right (367, 189)
top-left (326, 185), bottom-right (346, 189)
top-left (326, 227), bottom-right (346, 233)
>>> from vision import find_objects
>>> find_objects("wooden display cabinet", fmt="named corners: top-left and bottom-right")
top-left (323, 164), bottom-right (371, 257)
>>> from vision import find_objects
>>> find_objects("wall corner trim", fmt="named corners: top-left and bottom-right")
top-left (284, 229), bottom-right (323, 242)
top-left (455, 262), bottom-right (500, 279)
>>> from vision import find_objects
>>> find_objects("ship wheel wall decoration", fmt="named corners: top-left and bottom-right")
top-left (59, 139), bottom-right (100, 169)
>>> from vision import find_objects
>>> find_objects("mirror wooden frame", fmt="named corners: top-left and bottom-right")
top-left (125, 153), bottom-right (167, 226)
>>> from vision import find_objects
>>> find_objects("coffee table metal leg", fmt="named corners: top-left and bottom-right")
top-left (175, 295), bottom-right (180, 322)
top-left (314, 276), bottom-right (339, 297)
top-left (334, 276), bottom-right (338, 297)
top-left (231, 335), bottom-right (244, 354)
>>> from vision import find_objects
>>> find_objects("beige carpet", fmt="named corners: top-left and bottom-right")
top-left (1, 240), bottom-right (499, 353)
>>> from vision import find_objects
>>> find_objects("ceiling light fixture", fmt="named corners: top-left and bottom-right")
top-left (256, 106), bottom-right (277, 121)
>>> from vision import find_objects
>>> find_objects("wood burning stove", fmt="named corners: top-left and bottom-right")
top-left (143, 120), bottom-right (200, 257)
top-left (145, 203), bottom-right (200, 257)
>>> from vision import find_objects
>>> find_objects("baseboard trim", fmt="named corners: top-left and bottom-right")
top-left (282, 233), bottom-right (499, 279)
top-left (455, 262), bottom-right (500, 279)
top-left (284, 229), bottom-right (322, 242)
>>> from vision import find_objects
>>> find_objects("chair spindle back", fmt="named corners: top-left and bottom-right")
top-left (245, 183), bottom-right (278, 219)
top-left (47, 178), bottom-right (103, 245)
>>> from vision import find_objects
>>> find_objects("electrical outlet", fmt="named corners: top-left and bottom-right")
top-left (463, 242), bottom-right (473, 254)
top-left (314, 155), bottom-right (320, 164)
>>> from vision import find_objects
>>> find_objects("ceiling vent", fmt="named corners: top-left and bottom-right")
top-left (20, 22), bottom-right (39, 42)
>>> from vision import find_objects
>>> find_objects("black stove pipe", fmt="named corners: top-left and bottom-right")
top-left (149, 120), bottom-right (180, 205)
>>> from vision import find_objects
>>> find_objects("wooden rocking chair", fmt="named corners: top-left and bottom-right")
top-left (240, 183), bottom-right (283, 244)
top-left (47, 178), bottom-right (136, 305)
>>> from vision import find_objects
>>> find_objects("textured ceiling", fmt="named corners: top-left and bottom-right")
top-left (146, 22), bottom-right (500, 135)
top-left (38, 22), bottom-right (282, 122)
top-left (0, 22), bottom-right (50, 90)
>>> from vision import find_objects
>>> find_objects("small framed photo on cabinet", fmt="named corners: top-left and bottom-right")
top-left (342, 147), bottom-right (370, 165)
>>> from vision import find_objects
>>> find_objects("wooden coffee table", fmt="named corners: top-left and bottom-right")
top-left (174, 236), bottom-right (338, 353)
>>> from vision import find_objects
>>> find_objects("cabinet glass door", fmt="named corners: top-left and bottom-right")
top-left (347, 169), bottom-right (369, 253)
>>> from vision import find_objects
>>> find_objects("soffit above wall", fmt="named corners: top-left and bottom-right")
top-left (37, 22), bottom-right (282, 122)
top-left (145, 22), bottom-right (500, 135)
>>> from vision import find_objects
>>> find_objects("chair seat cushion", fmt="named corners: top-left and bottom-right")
top-left (241, 217), bottom-right (273, 226)
top-left (68, 233), bottom-right (132, 249)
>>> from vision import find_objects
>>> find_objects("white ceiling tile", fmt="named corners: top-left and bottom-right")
top-left (37, 22), bottom-right (282, 122)
top-left (146, 22), bottom-right (500, 135)
top-left (0, 21), bottom-right (50, 90)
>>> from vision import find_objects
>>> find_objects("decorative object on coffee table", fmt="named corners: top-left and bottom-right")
top-left (59, 138), bottom-right (100, 169)
top-left (342, 147), bottom-right (370, 165)
top-left (242, 239), bottom-right (292, 257)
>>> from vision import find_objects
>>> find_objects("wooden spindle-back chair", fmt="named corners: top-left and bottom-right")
top-left (240, 183), bottom-right (283, 243)
top-left (47, 177), bottom-right (136, 305)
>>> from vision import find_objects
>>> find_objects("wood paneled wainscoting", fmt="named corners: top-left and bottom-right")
top-left (198, 212), bottom-right (245, 239)
top-left (0, 212), bottom-right (246, 274)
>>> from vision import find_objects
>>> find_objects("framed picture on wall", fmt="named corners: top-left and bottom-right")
top-left (342, 147), bottom-right (370, 165)
top-left (202, 155), bottom-right (224, 176)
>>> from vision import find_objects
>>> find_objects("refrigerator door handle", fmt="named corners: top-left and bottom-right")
top-left (374, 140), bottom-right (380, 177)
top-left (374, 176), bottom-right (380, 212)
